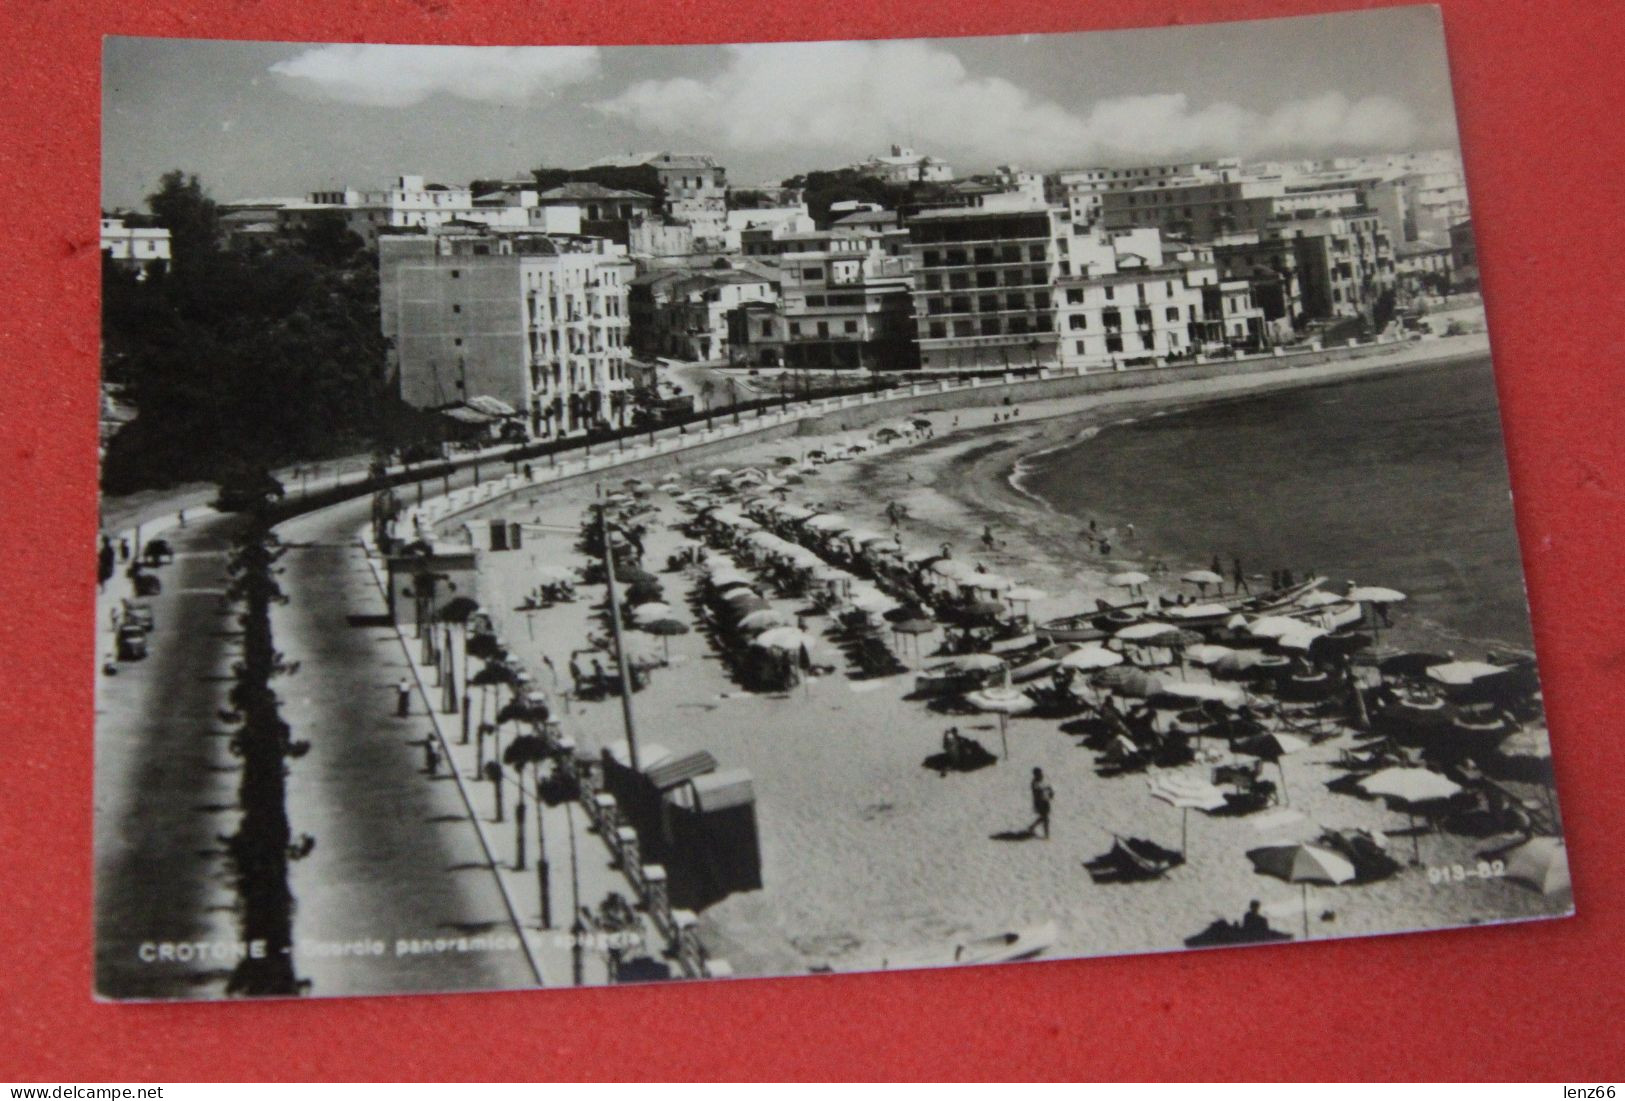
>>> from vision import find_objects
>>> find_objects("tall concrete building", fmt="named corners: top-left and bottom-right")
top-left (903, 204), bottom-right (1066, 370)
top-left (380, 227), bottom-right (635, 440)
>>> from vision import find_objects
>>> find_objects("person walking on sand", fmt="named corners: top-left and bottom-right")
top-left (1233, 557), bottom-right (1250, 595)
top-left (1029, 767), bottom-right (1055, 840)
top-left (98, 536), bottom-right (115, 592)
top-left (396, 678), bottom-right (412, 718)
top-left (982, 524), bottom-right (997, 551)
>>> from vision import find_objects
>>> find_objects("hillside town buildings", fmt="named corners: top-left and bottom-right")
top-left (208, 142), bottom-right (1458, 443)
top-left (379, 226), bottom-right (635, 440)
top-left (100, 216), bottom-right (172, 272)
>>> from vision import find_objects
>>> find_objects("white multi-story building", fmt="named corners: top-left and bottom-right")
top-left (380, 227), bottom-right (635, 440)
top-left (1055, 230), bottom-right (1223, 369)
top-left (100, 216), bottom-right (171, 271)
top-left (852, 145), bottom-right (954, 185)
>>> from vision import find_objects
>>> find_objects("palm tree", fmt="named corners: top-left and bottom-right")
top-left (503, 734), bottom-right (551, 879)
top-left (727, 377), bottom-right (742, 425)
top-left (700, 379), bottom-right (716, 429)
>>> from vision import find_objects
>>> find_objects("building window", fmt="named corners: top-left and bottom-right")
top-left (1103, 308), bottom-right (1120, 330)
top-left (451, 270), bottom-right (461, 278)
top-left (817, 322), bottom-right (829, 337)
top-left (953, 320), bottom-right (975, 337)
top-left (949, 273), bottom-right (970, 290)
top-left (976, 270), bottom-right (998, 288)
top-left (790, 322), bottom-right (802, 336)
top-left (923, 250), bottom-right (940, 266)
top-left (1069, 314), bottom-right (1086, 330)
top-left (452, 304), bottom-right (461, 313)
top-left (1166, 306), bottom-right (1180, 321)
top-left (1001, 246), bottom-right (1021, 263)
top-left (762, 322), bottom-right (772, 337)
top-left (979, 295), bottom-right (999, 314)
top-left (924, 274), bottom-right (941, 291)
top-left (1104, 285), bottom-right (1115, 300)
top-left (1005, 292), bottom-right (1025, 311)
top-left (951, 296), bottom-right (972, 314)
top-left (1106, 334), bottom-right (1123, 353)
top-left (454, 338), bottom-right (463, 346)
top-left (929, 322), bottom-right (946, 339)
top-left (1066, 287), bottom-right (1084, 305)
top-left (1034, 292), bottom-right (1050, 311)
top-left (802, 267), bottom-right (822, 280)
top-left (981, 318), bottom-right (1001, 335)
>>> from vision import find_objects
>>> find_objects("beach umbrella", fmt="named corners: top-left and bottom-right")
top-left (755, 626), bottom-right (817, 652)
top-left (1348, 585), bottom-right (1407, 604)
top-left (1426, 661), bottom-right (1506, 686)
top-left (1181, 569), bottom-right (1224, 593)
top-left (1092, 666), bottom-right (1166, 698)
top-left (1246, 843), bottom-right (1357, 938)
top-left (1060, 645), bottom-right (1123, 671)
top-left (707, 468), bottom-right (732, 481)
top-left (964, 686), bottom-right (1033, 758)
top-left (1210, 647), bottom-right (1262, 673)
top-left (1117, 621), bottom-right (1180, 642)
top-left (804, 514), bottom-right (851, 533)
top-left (910, 417), bottom-right (933, 430)
top-left (1358, 767), bottom-right (1462, 803)
top-left (630, 601), bottom-right (674, 625)
top-left (1247, 615), bottom-right (1302, 640)
top-left (1358, 767), bottom-right (1463, 863)
top-left (938, 653), bottom-right (1006, 675)
top-left (1275, 625), bottom-right (1327, 652)
top-left (1501, 837), bottom-right (1571, 897)
top-left (1149, 773), bottom-right (1229, 855)
top-left (1234, 731), bottom-right (1310, 805)
top-left (727, 595), bottom-right (772, 617)
top-left (890, 616), bottom-right (936, 662)
top-left (849, 588), bottom-right (899, 615)
top-left (1109, 571), bottom-right (1150, 590)
top-left (1185, 643), bottom-right (1235, 667)
top-left (736, 608), bottom-right (791, 633)
top-left (643, 617), bottom-right (690, 658)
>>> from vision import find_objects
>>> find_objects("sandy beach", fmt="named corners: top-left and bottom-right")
top-left (442, 331), bottom-right (1567, 978)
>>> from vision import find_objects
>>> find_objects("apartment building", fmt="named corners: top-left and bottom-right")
top-left (730, 248), bottom-right (916, 371)
top-left (100, 216), bottom-right (172, 271)
top-left (1100, 177), bottom-right (1286, 241)
top-left (380, 227), bottom-right (635, 440)
top-left (851, 145), bottom-right (954, 184)
top-left (904, 204), bottom-right (1066, 370)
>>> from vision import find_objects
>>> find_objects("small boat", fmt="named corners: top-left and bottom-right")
top-left (810, 921), bottom-right (1059, 973)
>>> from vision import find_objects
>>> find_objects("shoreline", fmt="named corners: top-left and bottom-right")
top-left (431, 324), bottom-right (1563, 975)
top-left (810, 342), bottom-right (1526, 664)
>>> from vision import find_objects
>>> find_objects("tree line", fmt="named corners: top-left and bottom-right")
top-left (101, 171), bottom-right (402, 494)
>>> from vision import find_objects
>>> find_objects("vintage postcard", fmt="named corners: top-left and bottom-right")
top-left (96, 6), bottom-right (1567, 1000)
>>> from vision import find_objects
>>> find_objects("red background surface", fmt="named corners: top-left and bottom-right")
top-left (3, 0), bottom-right (1623, 1081)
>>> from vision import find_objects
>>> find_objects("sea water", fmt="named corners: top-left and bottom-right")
top-left (1014, 357), bottom-right (1537, 652)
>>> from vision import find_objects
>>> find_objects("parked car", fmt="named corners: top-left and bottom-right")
top-left (122, 599), bottom-right (155, 632)
top-left (116, 624), bottom-right (148, 661)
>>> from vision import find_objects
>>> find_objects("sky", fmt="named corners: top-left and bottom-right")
top-left (101, 6), bottom-right (1463, 210)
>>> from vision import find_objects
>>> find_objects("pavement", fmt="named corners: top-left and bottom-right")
top-left (93, 513), bottom-right (246, 999)
top-left (94, 473), bottom-right (543, 998)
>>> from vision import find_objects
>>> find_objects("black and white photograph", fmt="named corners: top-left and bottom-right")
top-left (96, 6), bottom-right (1569, 1002)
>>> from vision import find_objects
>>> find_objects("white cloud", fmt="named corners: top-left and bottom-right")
top-left (593, 40), bottom-right (1417, 167)
top-left (270, 44), bottom-right (601, 108)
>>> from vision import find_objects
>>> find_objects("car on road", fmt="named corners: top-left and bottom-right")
top-left (122, 599), bottom-right (155, 632)
top-left (116, 624), bottom-right (148, 661)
